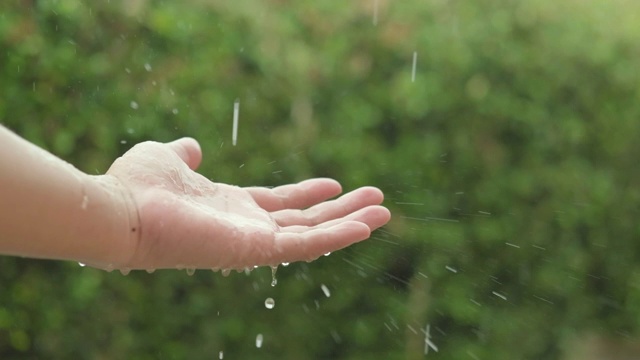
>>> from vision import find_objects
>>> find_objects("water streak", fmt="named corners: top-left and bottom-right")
top-left (232, 99), bottom-right (239, 146)
top-left (411, 51), bottom-right (417, 82)
top-left (372, 0), bottom-right (379, 25)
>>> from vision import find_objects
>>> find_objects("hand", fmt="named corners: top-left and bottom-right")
top-left (105, 138), bottom-right (390, 271)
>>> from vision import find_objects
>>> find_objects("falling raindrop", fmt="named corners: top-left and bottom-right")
top-left (265, 297), bottom-right (275, 309)
top-left (172, 108), bottom-right (179, 115)
top-left (232, 99), bottom-right (240, 146)
top-left (424, 324), bottom-right (438, 354)
top-left (255, 334), bottom-right (263, 348)
top-left (372, 0), bottom-right (379, 25)
top-left (120, 140), bottom-right (127, 144)
top-left (270, 265), bottom-right (278, 286)
top-left (321, 284), bottom-right (331, 298)
top-left (492, 291), bottom-right (507, 301)
top-left (144, 63), bottom-right (152, 72)
top-left (130, 101), bottom-right (139, 110)
top-left (218, 351), bottom-right (223, 359)
top-left (411, 51), bottom-right (418, 82)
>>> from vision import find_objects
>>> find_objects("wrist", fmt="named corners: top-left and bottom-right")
top-left (85, 174), bottom-right (141, 270)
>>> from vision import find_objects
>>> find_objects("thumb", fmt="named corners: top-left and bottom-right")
top-left (166, 137), bottom-right (202, 170)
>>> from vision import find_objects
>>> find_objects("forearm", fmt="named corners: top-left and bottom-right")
top-left (0, 125), bottom-right (138, 268)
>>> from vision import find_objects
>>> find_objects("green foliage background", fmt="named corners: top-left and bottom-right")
top-left (1, 0), bottom-right (640, 359)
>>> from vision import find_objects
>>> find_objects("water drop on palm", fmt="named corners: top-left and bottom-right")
top-left (186, 267), bottom-right (196, 276)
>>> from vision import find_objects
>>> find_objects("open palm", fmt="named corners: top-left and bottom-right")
top-left (106, 138), bottom-right (390, 271)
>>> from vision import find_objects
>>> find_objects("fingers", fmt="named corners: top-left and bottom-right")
top-left (245, 178), bottom-right (342, 212)
top-left (271, 186), bottom-right (385, 227)
top-left (279, 205), bottom-right (391, 233)
top-left (269, 221), bottom-right (371, 263)
top-left (166, 137), bottom-right (202, 170)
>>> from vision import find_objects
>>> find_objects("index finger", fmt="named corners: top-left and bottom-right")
top-left (245, 178), bottom-right (342, 212)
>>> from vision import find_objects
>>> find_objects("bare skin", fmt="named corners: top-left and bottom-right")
top-left (0, 125), bottom-right (390, 271)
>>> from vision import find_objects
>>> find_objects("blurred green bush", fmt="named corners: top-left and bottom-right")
top-left (1, 0), bottom-right (640, 358)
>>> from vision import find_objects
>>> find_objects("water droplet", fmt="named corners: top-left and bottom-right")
top-left (172, 108), bottom-right (179, 115)
top-left (130, 101), bottom-right (139, 110)
top-left (119, 268), bottom-right (131, 276)
top-left (270, 265), bottom-right (278, 287)
top-left (126, 128), bottom-right (135, 134)
top-left (321, 284), bottom-right (331, 297)
top-left (125, 67), bottom-right (131, 73)
top-left (144, 63), bottom-right (152, 72)
top-left (176, 264), bottom-right (185, 271)
top-left (264, 297), bottom-right (275, 309)
top-left (282, 262), bottom-right (290, 267)
top-left (78, 262), bottom-right (86, 267)
top-left (218, 351), bottom-right (224, 359)
top-left (255, 334), bottom-right (263, 348)
top-left (244, 267), bottom-right (252, 275)
top-left (221, 269), bottom-right (231, 277)
top-left (145, 268), bottom-right (156, 274)
top-left (211, 268), bottom-right (219, 272)
top-left (120, 140), bottom-right (127, 144)
top-left (186, 268), bottom-right (196, 276)
top-left (105, 264), bottom-right (114, 272)
top-left (324, 252), bottom-right (331, 257)
top-left (81, 195), bottom-right (89, 210)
